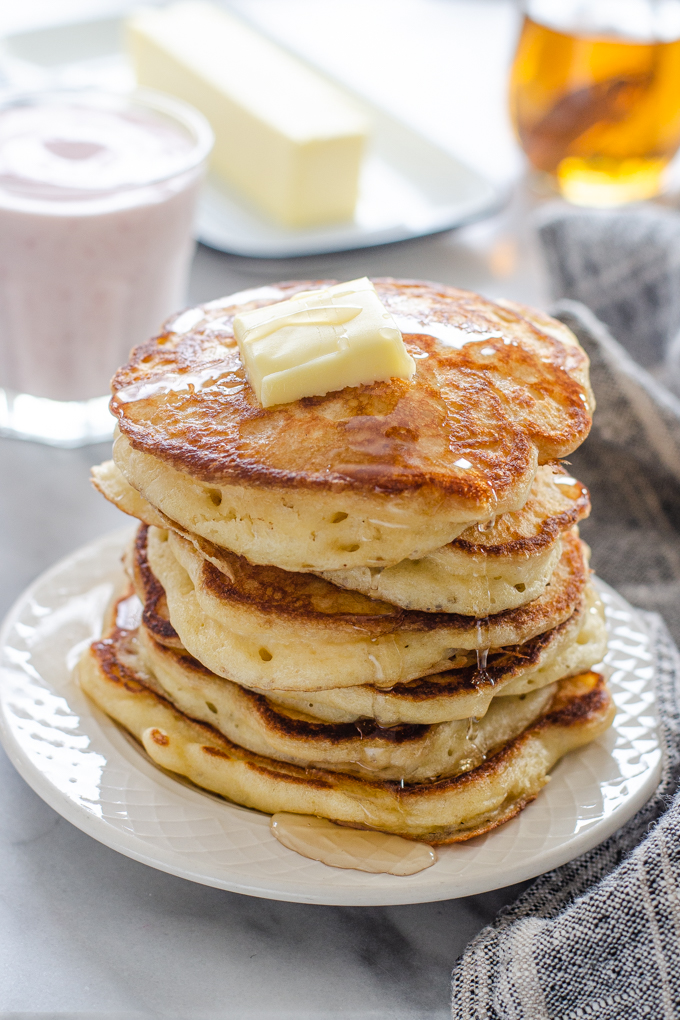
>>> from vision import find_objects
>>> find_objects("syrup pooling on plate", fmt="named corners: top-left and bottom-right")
top-left (270, 813), bottom-right (437, 875)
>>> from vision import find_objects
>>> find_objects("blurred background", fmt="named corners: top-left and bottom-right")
top-left (0, 0), bottom-right (545, 624)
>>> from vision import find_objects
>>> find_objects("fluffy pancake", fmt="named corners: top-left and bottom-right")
top-left (93, 458), bottom-right (170, 531)
top-left (94, 459), bottom-right (589, 617)
top-left (109, 279), bottom-right (593, 572)
top-left (135, 523), bottom-right (590, 691)
top-left (123, 532), bottom-right (183, 650)
top-left (123, 624), bottom-right (556, 782)
top-left (78, 632), bottom-right (614, 843)
top-left (321, 465), bottom-right (590, 614)
top-left (259, 587), bottom-right (607, 724)
top-left (133, 580), bottom-right (605, 724)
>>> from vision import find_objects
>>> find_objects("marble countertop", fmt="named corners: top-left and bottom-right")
top-left (0, 3), bottom-right (541, 1016)
top-left (1, 738), bottom-right (526, 1018)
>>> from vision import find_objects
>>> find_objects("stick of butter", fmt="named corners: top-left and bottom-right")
top-left (233, 278), bottom-right (416, 408)
top-left (126, 2), bottom-right (368, 227)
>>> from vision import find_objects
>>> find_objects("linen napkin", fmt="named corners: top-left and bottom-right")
top-left (450, 206), bottom-right (680, 1018)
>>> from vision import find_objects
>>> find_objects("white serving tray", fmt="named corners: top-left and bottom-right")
top-left (0, 14), bottom-right (502, 257)
top-left (0, 528), bottom-right (663, 906)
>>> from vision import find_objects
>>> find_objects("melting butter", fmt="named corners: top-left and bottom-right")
top-left (270, 812), bottom-right (437, 875)
top-left (234, 278), bottom-right (415, 408)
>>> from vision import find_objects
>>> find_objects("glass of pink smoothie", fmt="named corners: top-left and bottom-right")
top-left (0, 89), bottom-right (213, 446)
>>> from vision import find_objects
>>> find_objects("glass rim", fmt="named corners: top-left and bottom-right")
top-left (0, 86), bottom-right (215, 191)
top-left (518, 0), bottom-right (680, 43)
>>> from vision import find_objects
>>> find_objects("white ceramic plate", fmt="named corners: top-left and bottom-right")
top-left (0, 528), bottom-right (662, 906)
top-left (0, 16), bottom-right (501, 258)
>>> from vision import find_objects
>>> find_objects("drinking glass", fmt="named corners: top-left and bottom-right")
top-left (0, 89), bottom-right (213, 447)
top-left (509, 0), bottom-right (680, 205)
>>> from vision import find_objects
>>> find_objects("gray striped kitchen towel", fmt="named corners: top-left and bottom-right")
top-left (451, 207), bottom-right (680, 1018)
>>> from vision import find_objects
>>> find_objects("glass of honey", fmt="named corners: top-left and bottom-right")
top-left (509, 0), bottom-right (680, 205)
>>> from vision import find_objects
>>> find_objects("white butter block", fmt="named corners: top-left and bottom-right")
top-left (126, 2), bottom-right (368, 227)
top-left (234, 278), bottom-right (416, 408)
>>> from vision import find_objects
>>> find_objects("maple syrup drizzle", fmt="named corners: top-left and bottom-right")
top-left (270, 813), bottom-right (437, 875)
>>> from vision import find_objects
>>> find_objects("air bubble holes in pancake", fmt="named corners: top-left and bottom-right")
top-left (141, 524), bottom-right (591, 692)
top-left (200, 485), bottom-right (237, 522)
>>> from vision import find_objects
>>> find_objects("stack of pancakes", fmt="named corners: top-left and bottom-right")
top-left (80, 279), bottom-right (615, 845)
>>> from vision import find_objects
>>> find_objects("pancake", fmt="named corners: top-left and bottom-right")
top-left (94, 459), bottom-right (589, 617)
top-left (137, 524), bottom-right (590, 691)
top-left (258, 586), bottom-right (607, 724)
top-left (109, 278), bottom-right (594, 572)
top-left (78, 632), bottom-right (614, 843)
top-left (321, 465), bottom-right (590, 614)
top-left (93, 458), bottom-right (170, 531)
top-left (133, 578), bottom-right (605, 724)
top-left (125, 624), bottom-right (556, 782)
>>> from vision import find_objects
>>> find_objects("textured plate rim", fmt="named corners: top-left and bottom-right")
top-left (0, 528), bottom-right (663, 906)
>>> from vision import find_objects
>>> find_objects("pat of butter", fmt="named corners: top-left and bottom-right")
top-left (126, 2), bottom-right (368, 228)
top-left (234, 278), bottom-right (416, 407)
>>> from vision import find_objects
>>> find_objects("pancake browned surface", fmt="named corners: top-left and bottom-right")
top-left (258, 588), bottom-right (607, 724)
top-left (135, 524), bottom-right (591, 690)
top-left (78, 624), bottom-right (614, 843)
top-left (109, 279), bottom-right (594, 572)
top-left (135, 580), bottom-right (606, 725)
top-left (322, 464), bottom-right (590, 614)
top-left (129, 625), bottom-right (557, 782)
top-left (95, 458), bottom-right (590, 616)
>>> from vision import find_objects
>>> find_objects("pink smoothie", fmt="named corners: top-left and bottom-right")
top-left (0, 92), bottom-right (212, 401)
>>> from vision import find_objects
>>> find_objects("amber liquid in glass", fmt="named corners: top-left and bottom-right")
top-left (510, 15), bottom-right (680, 204)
